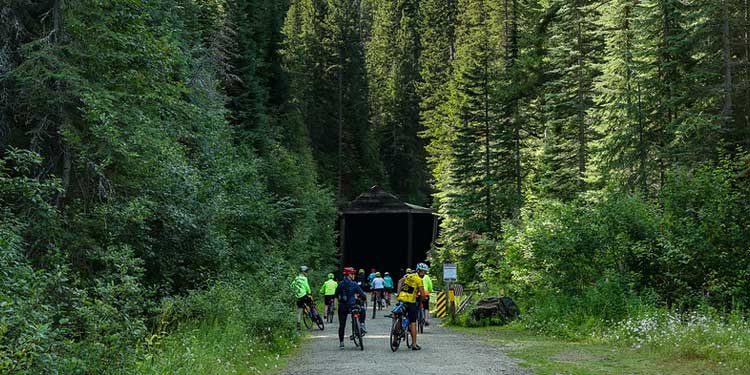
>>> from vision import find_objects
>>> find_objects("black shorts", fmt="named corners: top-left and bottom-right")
top-left (372, 288), bottom-right (384, 295)
top-left (296, 296), bottom-right (311, 308)
top-left (324, 295), bottom-right (335, 305)
top-left (421, 296), bottom-right (430, 308)
top-left (404, 302), bottom-right (418, 323)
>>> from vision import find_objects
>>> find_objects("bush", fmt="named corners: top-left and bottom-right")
top-left (133, 273), bottom-right (299, 375)
top-left (606, 307), bottom-right (750, 371)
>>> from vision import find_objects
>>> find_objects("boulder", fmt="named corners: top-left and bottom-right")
top-left (471, 296), bottom-right (520, 323)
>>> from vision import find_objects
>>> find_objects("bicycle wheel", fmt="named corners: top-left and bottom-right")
top-left (418, 308), bottom-right (425, 334)
top-left (302, 308), bottom-right (313, 329)
top-left (352, 318), bottom-right (364, 350)
top-left (314, 309), bottom-right (325, 330)
top-left (326, 305), bottom-right (334, 323)
top-left (372, 294), bottom-right (377, 318)
top-left (389, 317), bottom-right (401, 352)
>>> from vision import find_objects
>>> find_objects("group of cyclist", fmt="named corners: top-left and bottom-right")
top-left (293, 263), bottom-right (434, 351)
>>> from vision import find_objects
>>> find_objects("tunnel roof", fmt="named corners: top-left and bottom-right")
top-left (342, 185), bottom-right (434, 214)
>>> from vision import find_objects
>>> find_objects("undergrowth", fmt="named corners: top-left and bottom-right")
top-left (132, 273), bottom-right (300, 375)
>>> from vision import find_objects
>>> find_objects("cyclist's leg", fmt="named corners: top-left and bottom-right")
top-left (424, 296), bottom-right (430, 323)
top-left (338, 306), bottom-right (348, 343)
top-left (358, 301), bottom-right (367, 331)
top-left (296, 297), bottom-right (305, 327)
top-left (406, 302), bottom-right (419, 347)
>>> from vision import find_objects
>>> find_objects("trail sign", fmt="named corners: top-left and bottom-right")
top-left (443, 263), bottom-right (457, 282)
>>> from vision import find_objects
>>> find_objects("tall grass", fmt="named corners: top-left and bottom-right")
top-left (132, 273), bottom-right (299, 375)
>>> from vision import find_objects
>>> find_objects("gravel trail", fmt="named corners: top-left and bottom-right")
top-left (278, 307), bottom-right (531, 375)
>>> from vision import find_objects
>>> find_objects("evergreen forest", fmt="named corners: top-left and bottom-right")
top-left (1, 0), bottom-right (749, 373)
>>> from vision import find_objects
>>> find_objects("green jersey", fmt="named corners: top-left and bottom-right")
top-left (320, 279), bottom-right (338, 296)
top-left (293, 274), bottom-right (311, 299)
top-left (422, 274), bottom-right (434, 295)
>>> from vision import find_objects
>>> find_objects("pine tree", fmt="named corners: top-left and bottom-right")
top-left (536, 0), bottom-right (603, 200)
top-left (283, 0), bottom-right (384, 203)
top-left (366, 0), bottom-right (429, 204)
top-left (418, 0), bottom-right (458, 204)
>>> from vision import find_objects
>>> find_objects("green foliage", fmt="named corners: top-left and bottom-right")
top-left (1, 0), bottom-right (335, 374)
top-left (133, 273), bottom-right (299, 374)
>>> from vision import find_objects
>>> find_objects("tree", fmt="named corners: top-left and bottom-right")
top-left (366, 0), bottom-right (429, 204)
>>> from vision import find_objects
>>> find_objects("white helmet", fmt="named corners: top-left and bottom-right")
top-left (416, 263), bottom-right (429, 272)
top-left (300, 266), bottom-right (309, 273)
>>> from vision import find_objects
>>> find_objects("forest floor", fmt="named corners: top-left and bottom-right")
top-left (455, 325), bottom-right (744, 375)
top-left (276, 310), bottom-right (530, 375)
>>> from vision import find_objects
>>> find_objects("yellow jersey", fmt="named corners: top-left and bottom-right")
top-left (397, 273), bottom-right (422, 303)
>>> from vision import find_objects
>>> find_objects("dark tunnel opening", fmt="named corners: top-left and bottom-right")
top-left (341, 213), bottom-right (435, 281)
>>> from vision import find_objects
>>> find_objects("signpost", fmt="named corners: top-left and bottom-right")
top-left (443, 263), bottom-right (457, 282)
top-left (443, 263), bottom-right (457, 321)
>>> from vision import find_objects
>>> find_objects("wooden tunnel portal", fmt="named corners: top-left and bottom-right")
top-left (339, 186), bottom-right (437, 281)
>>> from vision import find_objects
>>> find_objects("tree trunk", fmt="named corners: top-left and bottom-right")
top-left (722, 0), bottom-right (733, 118)
top-left (575, 1), bottom-right (586, 188)
top-left (338, 54), bottom-right (344, 203)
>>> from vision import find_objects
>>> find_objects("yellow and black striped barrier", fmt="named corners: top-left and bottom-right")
top-left (435, 291), bottom-right (447, 318)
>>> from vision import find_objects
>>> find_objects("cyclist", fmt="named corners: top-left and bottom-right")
top-left (293, 266), bottom-right (313, 330)
top-left (383, 272), bottom-right (394, 306)
top-left (320, 273), bottom-right (338, 319)
top-left (356, 268), bottom-right (368, 291)
top-left (335, 267), bottom-right (367, 349)
top-left (397, 263), bottom-right (428, 350)
top-left (422, 271), bottom-right (434, 326)
top-left (368, 268), bottom-right (377, 285)
top-left (397, 267), bottom-right (413, 293)
top-left (371, 272), bottom-right (386, 311)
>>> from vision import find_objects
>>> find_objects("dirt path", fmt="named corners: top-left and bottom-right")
top-left (278, 308), bottom-right (531, 375)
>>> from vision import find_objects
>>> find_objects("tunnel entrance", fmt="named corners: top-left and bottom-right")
top-left (339, 186), bottom-right (437, 281)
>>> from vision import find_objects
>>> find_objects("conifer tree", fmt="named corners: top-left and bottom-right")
top-left (536, 0), bottom-right (603, 200)
top-left (366, 0), bottom-right (429, 204)
top-left (283, 0), bottom-right (384, 202)
top-left (418, 0), bottom-right (458, 202)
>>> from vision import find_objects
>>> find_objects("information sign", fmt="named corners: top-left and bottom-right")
top-left (443, 263), bottom-right (457, 282)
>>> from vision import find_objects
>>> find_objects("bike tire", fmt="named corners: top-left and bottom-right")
top-left (372, 295), bottom-right (377, 319)
top-left (314, 310), bottom-right (325, 330)
top-left (326, 306), bottom-right (334, 323)
top-left (389, 318), bottom-right (401, 352)
top-left (302, 309), bottom-right (313, 329)
top-left (352, 319), bottom-right (364, 350)
top-left (418, 308), bottom-right (425, 334)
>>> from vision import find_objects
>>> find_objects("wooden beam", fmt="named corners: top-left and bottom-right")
top-left (407, 213), bottom-right (414, 267)
top-left (339, 215), bottom-right (346, 272)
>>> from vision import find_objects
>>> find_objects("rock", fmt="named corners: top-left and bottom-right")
top-left (470, 296), bottom-right (520, 323)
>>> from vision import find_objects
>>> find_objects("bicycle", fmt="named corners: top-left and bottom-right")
top-left (371, 289), bottom-right (384, 318)
top-left (417, 301), bottom-right (425, 334)
top-left (302, 298), bottom-right (325, 331)
top-left (348, 303), bottom-right (364, 350)
top-left (387, 302), bottom-right (412, 352)
top-left (325, 300), bottom-right (335, 324)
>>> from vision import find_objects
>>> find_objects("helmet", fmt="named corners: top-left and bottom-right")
top-left (370, 268), bottom-right (376, 273)
top-left (300, 265), bottom-right (309, 273)
top-left (405, 268), bottom-right (413, 274)
top-left (416, 263), bottom-right (429, 272)
top-left (327, 273), bottom-right (334, 280)
top-left (384, 272), bottom-right (390, 276)
top-left (375, 272), bottom-right (381, 277)
top-left (358, 269), bottom-right (365, 274)
top-left (343, 267), bottom-right (356, 275)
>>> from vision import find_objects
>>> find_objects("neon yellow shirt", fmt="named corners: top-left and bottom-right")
top-left (422, 274), bottom-right (433, 296)
top-left (398, 273), bottom-right (422, 303)
top-left (320, 279), bottom-right (338, 296)
top-left (293, 275), bottom-right (311, 299)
